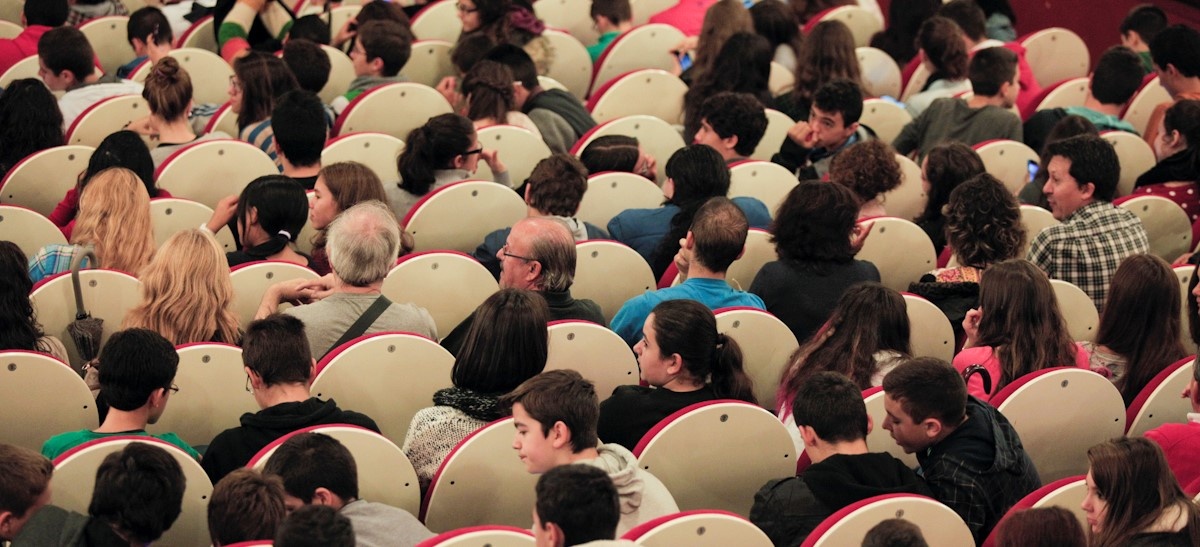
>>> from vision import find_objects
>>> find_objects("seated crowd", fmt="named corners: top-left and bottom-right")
top-left (4, 0), bottom-right (1200, 545)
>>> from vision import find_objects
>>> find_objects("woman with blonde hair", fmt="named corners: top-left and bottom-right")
top-left (1083, 437), bottom-right (1200, 546)
top-left (122, 229), bottom-right (241, 345)
top-left (28, 167), bottom-right (155, 283)
top-left (308, 162), bottom-right (389, 276)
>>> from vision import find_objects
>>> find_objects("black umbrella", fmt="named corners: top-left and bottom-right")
top-left (67, 247), bottom-right (103, 363)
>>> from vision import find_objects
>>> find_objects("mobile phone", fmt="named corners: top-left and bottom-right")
top-left (1027, 159), bottom-right (1039, 182)
top-left (676, 51), bottom-right (692, 72)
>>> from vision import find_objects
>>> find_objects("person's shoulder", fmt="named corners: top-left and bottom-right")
top-left (41, 430), bottom-right (92, 460)
top-left (153, 432), bottom-right (202, 460)
top-left (606, 385), bottom-right (655, 403)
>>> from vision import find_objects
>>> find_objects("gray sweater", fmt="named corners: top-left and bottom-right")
top-left (893, 97), bottom-right (1022, 159)
top-left (340, 499), bottom-right (435, 547)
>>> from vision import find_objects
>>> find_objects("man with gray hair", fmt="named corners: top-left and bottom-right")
top-left (257, 201), bottom-right (436, 358)
top-left (441, 217), bottom-right (606, 355)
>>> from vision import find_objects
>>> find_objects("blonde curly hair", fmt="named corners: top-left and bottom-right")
top-left (71, 167), bottom-right (155, 277)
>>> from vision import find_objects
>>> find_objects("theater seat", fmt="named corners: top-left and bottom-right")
top-left (1126, 355), bottom-right (1196, 437)
top-left (725, 228), bottom-right (776, 291)
top-left (402, 181), bottom-right (527, 253)
top-left (229, 261), bottom-right (320, 327)
top-left (0, 204), bottom-right (67, 261)
top-left (587, 69), bottom-right (687, 125)
top-left (803, 5), bottom-right (882, 48)
top-left (534, 0), bottom-right (599, 44)
top-left (752, 109), bottom-right (795, 162)
top-left (333, 82), bottom-right (453, 140)
top-left (1117, 195), bottom-right (1192, 261)
top-left (411, 0), bottom-right (462, 43)
top-left (622, 510), bottom-right (772, 546)
top-left (727, 160), bottom-right (798, 216)
top-left (1050, 279), bottom-right (1099, 342)
top-left (65, 95), bottom-right (150, 147)
top-left (1027, 77), bottom-right (1089, 120)
top-left (78, 16), bottom-right (135, 76)
top-left (30, 269), bottom-right (143, 371)
top-left (0, 55), bottom-right (40, 88)
top-left (149, 197), bottom-right (236, 251)
top-left (571, 115), bottom-right (685, 183)
top-left (472, 125), bottom-right (554, 188)
top-left (542, 29), bottom-right (593, 100)
top-left (401, 40), bottom-right (455, 88)
top-left (382, 251), bottom-right (499, 340)
top-left (714, 307), bottom-right (799, 409)
top-left (859, 99), bottom-right (911, 146)
top-left (1121, 75), bottom-right (1171, 136)
top-left (148, 343), bottom-right (256, 448)
top-left (973, 139), bottom-right (1040, 197)
top-left (0, 145), bottom-right (95, 218)
top-left (545, 320), bottom-right (639, 401)
top-left (902, 293), bottom-right (954, 362)
top-left (0, 351), bottom-right (96, 451)
top-left (1174, 266), bottom-right (1196, 354)
top-left (1019, 205), bottom-right (1060, 256)
top-left (854, 217), bottom-right (936, 292)
top-left (571, 239), bottom-right (656, 322)
top-left (176, 15), bottom-right (217, 53)
top-left (590, 24), bottom-right (685, 94)
top-left (856, 46), bottom-right (901, 99)
top-left (416, 526), bottom-right (534, 547)
top-left (576, 171), bottom-right (664, 229)
top-left (862, 386), bottom-right (917, 468)
top-left (801, 494), bottom-right (972, 547)
top-left (1019, 27), bottom-right (1089, 88)
top-left (1104, 131), bottom-right (1158, 198)
top-left (322, 132), bottom-right (405, 184)
top-left (155, 139), bottom-right (279, 209)
top-left (981, 476), bottom-right (1088, 547)
top-left (885, 154), bottom-right (926, 222)
top-left (320, 44), bottom-right (356, 105)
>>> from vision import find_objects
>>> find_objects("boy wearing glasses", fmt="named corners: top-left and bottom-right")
top-left (40, 328), bottom-right (200, 461)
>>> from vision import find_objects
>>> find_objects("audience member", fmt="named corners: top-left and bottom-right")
top-left (475, 154), bottom-right (607, 277)
top-left (0, 241), bottom-right (68, 361)
top-left (910, 174), bottom-right (1024, 340)
top-left (1027, 134), bottom-right (1149, 309)
top-left (913, 142), bottom-right (987, 254)
top-left (67, 0), bottom-right (126, 27)
top-left (206, 175), bottom-right (315, 269)
top-left (137, 58), bottom-right (230, 167)
top-left (1085, 254), bottom-right (1186, 404)
top-left (0, 79), bottom-right (63, 178)
top-left (228, 51), bottom-right (299, 165)
top-left (38, 26), bottom-right (144, 131)
top-left (42, 328), bottom-right (198, 459)
top-left (937, 0), bottom-right (1040, 112)
top-left (287, 14), bottom-right (330, 44)
top-left (690, 90), bottom-right (769, 164)
top-left (122, 229), bottom-right (241, 345)
top-left (683, 35), bottom-right (773, 145)
top-left (307, 162), bottom-right (389, 276)
top-left (751, 372), bottom-right (931, 546)
top-left (607, 146), bottom-right (769, 277)
top-left (0, 444), bottom-right (53, 542)
top-left (578, 135), bottom-right (657, 182)
top-left (610, 197), bottom-right (766, 344)
top-left (460, 60), bottom-right (542, 137)
top-left (118, 7), bottom-right (172, 78)
top-left (0, 0), bottom-right (67, 75)
top-left (29, 167), bottom-right (155, 283)
top-left (1024, 46), bottom-right (1143, 154)
top-left (1018, 114), bottom-right (1100, 207)
top-left (282, 39), bottom-right (332, 96)
top-left (881, 357), bottom-right (1040, 543)
top-left (456, 0), bottom-right (551, 74)
top-left (860, 518), bottom-right (929, 547)
top-left (402, 289), bottom-right (549, 489)
top-left (1119, 4), bottom-right (1168, 74)
top-left (331, 20), bottom-right (413, 115)
top-left (894, 46), bottom-right (1023, 159)
top-left (1082, 437), bottom-right (1200, 546)
top-left (502, 370), bottom-right (678, 534)
top-left (271, 90), bottom-right (327, 189)
top-left (775, 284), bottom-right (910, 448)
top-left (749, 0), bottom-right (802, 73)
top-left (207, 469), bottom-right (287, 547)
top-left (200, 314), bottom-right (380, 483)
top-left (48, 130), bottom-right (161, 240)
top-left (829, 140), bottom-right (903, 218)
top-left (750, 181), bottom-right (879, 343)
top-left (485, 45), bottom-right (596, 153)
top-left (906, 17), bottom-right (971, 118)
top-left (978, 0), bottom-right (1018, 41)
top-left (773, 20), bottom-right (860, 127)
top-left (647, 0), bottom-right (717, 36)
top-left (532, 465), bottom-right (630, 547)
top-left (14, 442), bottom-right (185, 545)
top-left (1144, 25), bottom-right (1200, 147)
top-left (264, 432), bottom-right (434, 546)
top-left (1145, 356), bottom-right (1200, 496)
top-left (388, 113), bottom-right (509, 218)
top-left (275, 505), bottom-right (355, 547)
top-left (993, 507), bottom-right (1086, 547)
top-left (869, 0), bottom-right (941, 66)
top-left (954, 259), bottom-right (1087, 401)
top-left (671, 0), bottom-right (753, 86)
top-left (773, 80), bottom-right (873, 179)
top-left (450, 217), bottom-right (605, 353)
top-left (588, 0), bottom-right (633, 62)
top-left (332, 0), bottom-right (410, 52)
top-left (1136, 99), bottom-right (1200, 230)
top-left (257, 201), bottom-right (436, 356)
top-left (213, 0), bottom-right (293, 61)
top-left (598, 299), bottom-right (756, 449)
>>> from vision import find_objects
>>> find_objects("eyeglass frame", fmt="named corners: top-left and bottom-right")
top-left (455, 3), bottom-right (478, 13)
top-left (500, 243), bottom-right (538, 263)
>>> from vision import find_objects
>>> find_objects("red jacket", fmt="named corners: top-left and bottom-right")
top-left (0, 25), bottom-right (51, 77)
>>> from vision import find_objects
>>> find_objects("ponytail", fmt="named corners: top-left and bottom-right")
top-left (708, 332), bottom-right (756, 404)
top-left (236, 175), bottom-right (307, 258)
top-left (398, 113), bottom-right (475, 196)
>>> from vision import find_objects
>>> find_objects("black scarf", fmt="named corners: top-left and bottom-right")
top-left (433, 387), bottom-right (504, 422)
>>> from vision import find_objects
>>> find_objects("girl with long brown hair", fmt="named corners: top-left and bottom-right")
top-left (1083, 437), bottom-right (1200, 546)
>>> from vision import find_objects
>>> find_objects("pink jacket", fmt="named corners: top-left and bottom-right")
top-left (952, 343), bottom-right (1090, 402)
top-left (0, 25), bottom-right (51, 76)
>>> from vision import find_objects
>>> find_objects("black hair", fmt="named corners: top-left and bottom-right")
top-left (534, 465), bottom-right (620, 545)
top-left (579, 135), bottom-right (639, 174)
top-left (451, 32), bottom-right (498, 75)
top-left (968, 46), bottom-right (1017, 97)
top-left (648, 145), bottom-right (731, 278)
top-left (914, 142), bottom-right (986, 228)
top-left (1044, 134), bottom-right (1120, 201)
top-left (869, 0), bottom-right (941, 65)
top-left (881, 356), bottom-right (967, 426)
top-left (483, 44), bottom-right (539, 92)
top-left (81, 130), bottom-right (157, 199)
top-left (88, 443), bottom-right (185, 544)
top-left (271, 90), bottom-right (326, 168)
top-left (771, 180), bottom-right (859, 264)
top-left (0, 241), bottom-right (47, 352)
top-left (282, 39), bottom-right (332, 94)
top-left (357, 20), bottom-right (413, 76)
top-left (242, 314), bottom-right (314, 386)
top-left (232, 51), bottom-right (300, 132)
top-left (1091, 46), bottom-right (1146, 106)
top-left (397, 113), bottom-right (475, 196)
top-left (812, 79), bottom-right (864, 124)
top-left (235, 175), bottom-right (309, 258)
top-left (792, 371), bottom-right (869, 443)
top-left (97, 328), bottom-right (179, 411)
top-left (692, 87), bottom-right (770, 157)
top-left (938, 0), bottom-right (987, 41)
top-left (1120, 4), bottom-right (1168, 43)
top-left (37, 26), bottom-right (95, 82)
top-left (452, 289), bottom-right (549, 394)
top-left (685, 35), bottom-right (773, 146)
top-left (0, 79), bottom-right (63, 177)
top-left (24, 0), bottom-right (69, 28)
top-left (289, 14), bottom-right (330, 45)
top-left (275, 505), bottom-right (355, 547)
top-left (126, 7), bottom-right (173, 47)
top-left (651, 299), bottom-right (756, 403)
top-left (263, 433), bottom-right (358, 503)
top-left (1150, 25), bottom-right (1200, 78)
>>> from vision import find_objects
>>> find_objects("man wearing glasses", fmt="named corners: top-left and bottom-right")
top-left (40, 329), bottom-right (200, 461)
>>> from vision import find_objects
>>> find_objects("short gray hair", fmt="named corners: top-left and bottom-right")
top-left (326, 201), bottom-right (399, 286)
top-left (524, 217), bottom-right (575, 292)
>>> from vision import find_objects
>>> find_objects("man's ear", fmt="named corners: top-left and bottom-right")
top-left (866, 413), bottom-right (874, 435)
top-left (798, 424), bottom-right (818, 447)
top-left (0, 510), bottom-right (16, 538)
top-left (1079, 181), bottom-right (1096, 200)
top-left (922, 417), bottom-right (944, 440)
top-left (369, 57), bottom-right (384, 74)
top-left (311, 487), bottom-right (341, 508)
top-left (549, 420), bottom-right (572, 450)
top-left (721, 133), bottom-right (739, 153)
top-left (545, 521), bottom-right (565, 547)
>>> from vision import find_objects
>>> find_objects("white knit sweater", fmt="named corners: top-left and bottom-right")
top-left (401, 406), bottom-right (488, 491)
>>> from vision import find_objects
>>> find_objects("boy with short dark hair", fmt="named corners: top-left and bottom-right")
top-left (588, 0), bottom-right (632, 62)
top-left (272, 89), bottom-right (327, 189)
top-left (881, 357), bottom-right (1040, 544)
top-left (1120, 4), bottom-right (1168, 74)
top-left (263, 432), bottom-right (434, 546)
top-left (38, 26), bottom-right (144, 130)
top-left (331, 19), bottom-right (413, 115)
top-left (41, 328), bottom-right (200, 461)
top-left (772, 80), bottom-right (872, 179)
top-left (0, 445), bottom-right (53, 542)
top-left (750, 372), bottom-right (931, 546)
top-left (275, 505), bottom-right (355, 547)
top-left (118, 7), bottom-right (172, 78)
top-left (533, 464), bottom-right (635, 547)
top-left (693, 91), bottom-right (768, 164)
top-left (502, 370), bottom-right (678, 535)
top-left (208, 468), bottom-right (288, 546)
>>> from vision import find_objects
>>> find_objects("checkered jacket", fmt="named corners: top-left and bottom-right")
top-left (1026, 200), bottom-right (1149, 310)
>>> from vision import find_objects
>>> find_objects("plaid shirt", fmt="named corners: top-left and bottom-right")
top-left (66, 0), bottom-right (128, 28)
top-left (1026, 201), bottom-right (1149, 310)
top-left (28, 244), bottom-right (91, 284)
top-left (917, 397), bottom-right (1041, 544)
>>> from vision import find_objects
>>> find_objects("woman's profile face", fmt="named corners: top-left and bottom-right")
top-left (1081, 469), bottom-right (1109, 534)
top-left (228, 74), bottom-right (244, 114)
top-left (309, 175), bottom-right (340, 230)
top-left (457, 0), bottom-right (482, 33)
top-left (634, 313), bottom-right (675, 387)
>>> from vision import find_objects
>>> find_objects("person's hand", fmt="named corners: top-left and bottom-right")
top-left (294, 274), bottom-right (338, 301)
top-left (673, 237), bottom-right (690, 281)
top-left (962, 308), bottom-right (982, 348)
top-left (786, 120), bottom-right (819, 148)
top-left (333, 16), bottom-right (357, 47)
top-left (850, 220), bottom-right (873, 253)
top-left (255, 277), bottom-right (318, 319)
top-left (124, 115), bottom-right (155, 137)
top-left (480, 148), bottom-right (506, 174)
top-left (206, 194), bottom-right (239, 234)
top-left (670, 36), bottom-right (698, 54)
top-left (436, 76), bottom-right (461, 109)
top-left (1173, 252), bottom-right (1194, 267)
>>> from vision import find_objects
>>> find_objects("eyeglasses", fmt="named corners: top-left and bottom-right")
top-left (455, 3), bottom-right (477, 12)
top-left (167, 384), bottom-right (179, 394)
top-left (501, 244), bottom-right (537, 263)
top-left (462, 147), bottom-right (483, 156)
top-left (245, 375), bottom-right (252, 393)
top-left (228, 75), bottom-right (241, 90)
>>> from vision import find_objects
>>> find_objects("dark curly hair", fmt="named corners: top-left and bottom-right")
top-left (771, 180), bottom-right (858, 265)
top-left (0, 79), bottom-right (64, 177)
top-left (829, 140), bottom-right (902, 205)
top-left (944, 173), bottom-right (1025, 269)
top-left (914, 142), bottom-right (986, 227)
